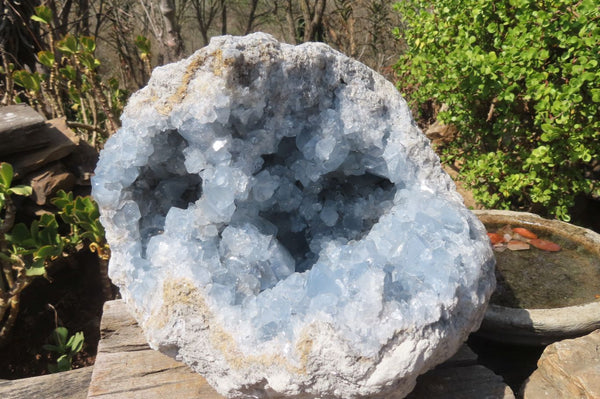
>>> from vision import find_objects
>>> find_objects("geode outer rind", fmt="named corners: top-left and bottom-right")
top-left (93, 33), bottom-right (495, 398)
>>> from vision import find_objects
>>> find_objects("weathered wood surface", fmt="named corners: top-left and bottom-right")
top-left (87, 300), bottom-right (218, 398)
top-left (88, 300), bottom-right (515, 398)
top-left (0, 366), bottom-right (93, 399)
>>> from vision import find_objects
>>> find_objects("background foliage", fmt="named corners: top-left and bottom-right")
top-left (395, 0), bottom-right (600, 220)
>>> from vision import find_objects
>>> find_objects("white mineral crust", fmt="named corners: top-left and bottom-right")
top-left (92, 33), bottom-right (495, 398)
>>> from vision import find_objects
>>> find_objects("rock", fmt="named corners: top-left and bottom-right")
top-left (424, 120), bottom-right (457, 148)
top-left (3, 117), bottom-right (79, 177)
top-left (93, 33), bottom-right (495, 398)
top-left (521, 329), bottom-right (600, 398)
top-left (408, 365), bottom-right (516, 399)
top-left (61, 139), bottom-right (99, 186)
top-left (0, 104), bottom-right (46, 157)
top-left (26, 162), bottom-right (76, 205)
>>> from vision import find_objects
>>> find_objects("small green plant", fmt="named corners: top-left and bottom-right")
top-left (52, 190), bottom-right (111, 298)
top-left (394, 0), bottom-right (600, 220)
top-left (52, 190), bottom-right (107, 256)
top-left (0, 162), bottom-right (32, 206)
top-left (43, 327), bottom-right (84, 373)
top-left (0, 163), bottom-right (110, 346)
top-left (0, 163), bottom-right (34, 344)
top-left (6, 213), bottom-right (67, 276)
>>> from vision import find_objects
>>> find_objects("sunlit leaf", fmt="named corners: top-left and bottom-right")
top-left (38, 51), bottom-right (55, 68)
top-left (31, 5), bottom-right (53, 25)
top-left (0, 162), bottom-right (13, 187)
top-left (8, 185), bottom-right (32, 196)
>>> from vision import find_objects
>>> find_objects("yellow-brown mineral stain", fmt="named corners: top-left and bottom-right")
top-left (154, 49), bottom-right (239, 116)
top-left (149, 278), bottom-right (310, 374)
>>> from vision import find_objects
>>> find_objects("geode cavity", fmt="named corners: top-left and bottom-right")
top-left (92, 33), bottom-right (495, 398)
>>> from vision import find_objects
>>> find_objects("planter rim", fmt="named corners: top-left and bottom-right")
top-left (473, 209), bottom-right (600, 345)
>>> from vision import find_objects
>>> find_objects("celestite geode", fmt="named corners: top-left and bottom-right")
top-left (92, 33), bottom-right (495, 398)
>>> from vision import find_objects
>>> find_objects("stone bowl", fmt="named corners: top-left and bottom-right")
top-left (474, 209), bottom-right (600, 346)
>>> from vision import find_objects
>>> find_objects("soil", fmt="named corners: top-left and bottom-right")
top-left (0, 249), bottom-right (115, 379)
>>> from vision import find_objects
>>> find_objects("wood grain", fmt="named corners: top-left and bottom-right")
top-left (87, 300), bottom-right (515, 398)
top-left (86, 300), bottom-right (220, 399)
top-left (0, 367), bottom-right (92, 399)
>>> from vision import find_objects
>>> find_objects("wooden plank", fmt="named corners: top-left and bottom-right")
top-left (88, 300), bottom-right (514, 399)
top-left (0, 366), bottom-right (93, 399)
top-left (87, 300), bottom-right (220, 399)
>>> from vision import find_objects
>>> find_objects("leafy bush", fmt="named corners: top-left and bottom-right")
top-left (0, 163), bottom-right (34, 344)
top-left (2, 5), bottom-right (130, 146)
top-left (0, 163), bottom-right (109, 346)
top-left (394, 0), bottom-right (600, 220)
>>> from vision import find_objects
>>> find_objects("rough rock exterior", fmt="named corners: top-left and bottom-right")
top-left (521, 329), bottom-right (600, 398)
top-left (92, 33), bottom-right (495, 398)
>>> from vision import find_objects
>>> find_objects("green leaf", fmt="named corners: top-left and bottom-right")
top-left (57, 35), bottom-right (79, 55)
top-left (79, 36), bottom-right (96, 53)
top-left (0, 162), bottom-right (13, 187)
top-left (39, 213), bottom-right (58, 226)
top-left (8, 185), bottom-right (32, 197)
top-left (51, 190), bottom-right (73, 208)
top-left (55, 354), bottom-right (72, 372)
top-left (59, 65), bottom-right (77, 81)
top-left (135, 35), bottom-right (151, 56)
top-left (25, 260), bottom-right (46, 276)
top-left (37, 51), bottom-right (55, 68)
top-left (581, 72), bottom-right (595, 82)
top-left (6, 223), bottom-right (32, 245)
top-left (42, 344), bottom-right (61, 352)
top-left (12, 70), bottom-right (41, 92)
top-left (78, 53), bottom-right (100, 71)
top-left (31, 5), bottom-right (53, 25)
top-left (67, 331), bottom-right (84, 354)
top-left (34, 245), bottom-right (62, 260)
top-left (52, 327), bottom-right (69, 348)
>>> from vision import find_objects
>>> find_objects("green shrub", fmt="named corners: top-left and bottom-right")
top-left (0, 163), bottom-right (108, 346)
top-left (3, 5), bottom-right (128, 146)
top-left (394, 0), bottom-right (600, 220)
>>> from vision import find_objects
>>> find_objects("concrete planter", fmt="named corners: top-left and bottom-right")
top-left (473, 210), bottom-right (600, 346)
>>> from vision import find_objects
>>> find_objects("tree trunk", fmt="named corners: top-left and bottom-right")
top-left (221, 0), bottom-right (227, 35)
top-left (284, 0), bottom-right (298, 44)
top-left (77, 0), bottom-right (91, 36)
top-left (244, 0), bottom-right (259, 34)
top-left (160, 0), bottom-right (184, 62)
top-left (300, 0), bottom-right (327, 42)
